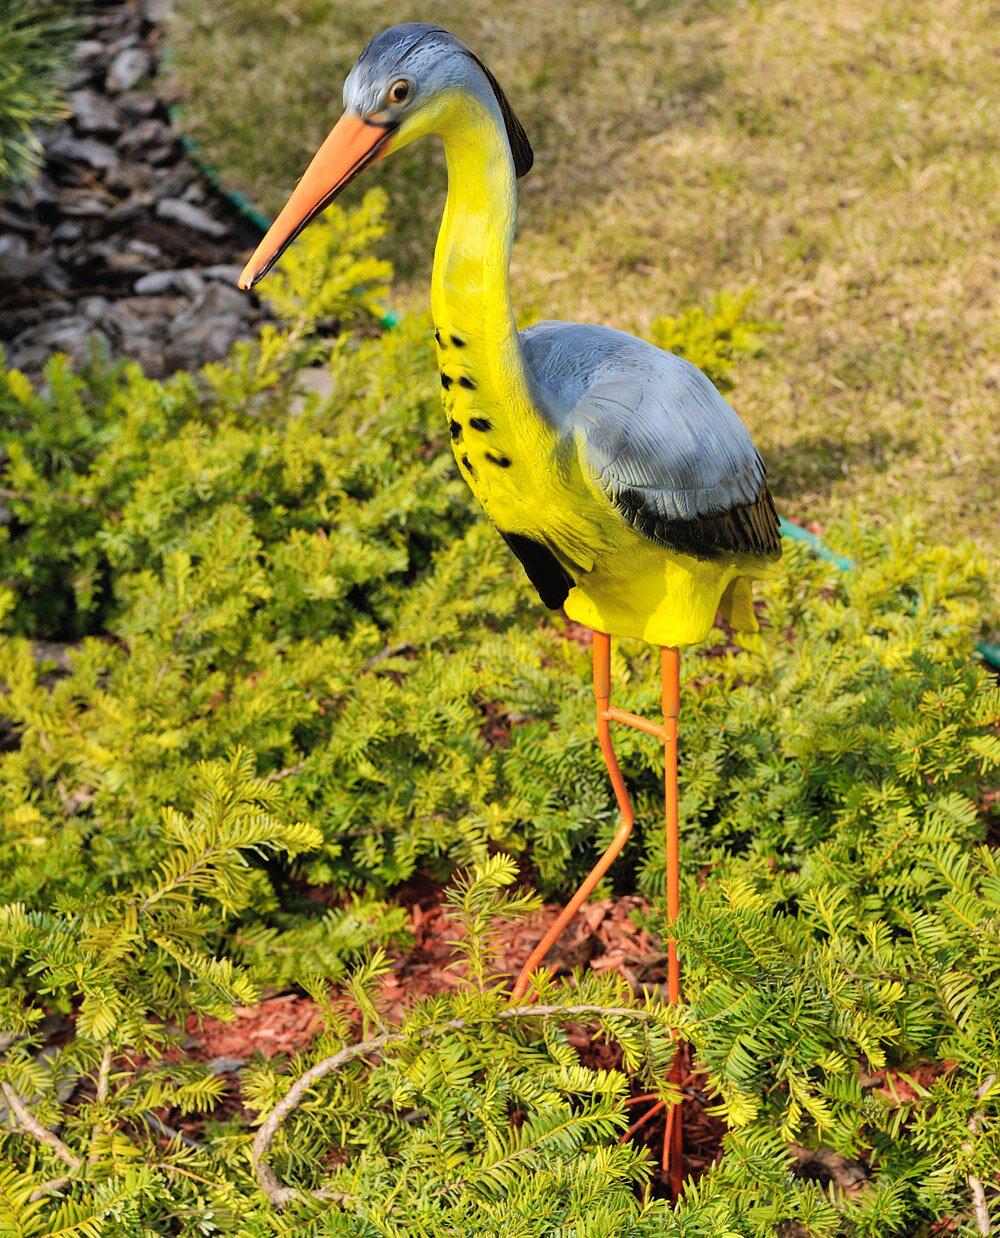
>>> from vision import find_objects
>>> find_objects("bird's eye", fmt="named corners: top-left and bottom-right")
top-left (388, 79), bottom-right (411, 105)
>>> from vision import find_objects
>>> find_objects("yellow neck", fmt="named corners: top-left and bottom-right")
top-left (430, 99), bottom-right (538, 435)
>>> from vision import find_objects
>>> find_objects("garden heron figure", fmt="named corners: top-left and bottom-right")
top-left (238, 23), bottom-right (781, 1193)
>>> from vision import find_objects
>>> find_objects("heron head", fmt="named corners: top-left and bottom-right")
top-left (237, 23), bottom-right (532, 291)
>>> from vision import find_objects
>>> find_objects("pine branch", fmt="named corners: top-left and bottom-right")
top-left (88, 1044), bottom-right (112, 1168)
top-left (0, 1080), bottom-right (82, 1179)
top-left (966, 1074), bottom-right (995, 1237)
top-left (251, 1003), bottom-right (666, 1208)
top-left (29, 1174), bottom-right (72, 1202)
top-left (262, 761), bottom-right (306, 784)
top-left (138, 841), bottom-right (232, 913)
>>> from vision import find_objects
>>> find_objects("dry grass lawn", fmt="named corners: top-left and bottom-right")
top-left (170, 0), bottom-right (998, 565)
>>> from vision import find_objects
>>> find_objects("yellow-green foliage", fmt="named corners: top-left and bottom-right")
top-left (253, 187), bottom-right (393, 329)
top-left (0, 0), bottom-right (74, 186)
top-left (0, 193), bottom-right (997, 1234)
top-left (648, 291), bottom-right (770, 391)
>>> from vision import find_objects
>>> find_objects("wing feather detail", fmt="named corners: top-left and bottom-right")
top-left (521, 321), bottom-right (782, 562)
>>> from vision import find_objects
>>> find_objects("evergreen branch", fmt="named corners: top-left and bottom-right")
top-left (251, 1003), bottom-right (666, 1208)
top-left (29, 1174), bottom-right (72, 1203)
top-left (966, 1074), bottom-right (995, 1237)
top-left (0, 1080), bottom-right (82, 1175)
top-left (137, 842), bottom-right (232, 913)
top-left (142, 1112), bottom-right (204, 1152)
top-left (363, 641), bottom-right (414, 670)
top-left (88, 1044), bottom-right (112, 1168)
top-left (262, 761), bottom-right (307, 784)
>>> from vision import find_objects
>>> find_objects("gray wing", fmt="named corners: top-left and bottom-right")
top-left (520, 320), bottom-right (781, 560)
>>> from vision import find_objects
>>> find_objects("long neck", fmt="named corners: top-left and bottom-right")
top-left (430, 99), bottom-right (537, 430)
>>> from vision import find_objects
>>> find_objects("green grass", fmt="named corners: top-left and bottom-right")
top-left (169, 0), bottom-right (998, 565)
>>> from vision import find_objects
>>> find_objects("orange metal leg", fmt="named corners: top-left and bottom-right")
top-left (661, 645), bottom-right (684, 1199)
top-left (510, 631), bottom-right (635, 1001)
top-left (509, 632), bottom-right (686, 1198)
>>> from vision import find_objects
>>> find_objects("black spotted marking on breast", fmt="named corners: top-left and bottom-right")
top-left (499, 532), bottom-right (573, 610)
top-left (449, 420), bottom-right (462, 441)
top-left (460, 453), bottom-right (474, 477)
top-left (434, 329), bottom-right (443, 346)
top-left (440, 372), bottom-right (453, 389)
top-left (458, 376), bottom-right (477, 390)
top-left (469, 417), bottom-right (492, 432)
top-left (450, 334), bottom-right (466, 347)
top-left (486, 452), bottom-right (511, 468)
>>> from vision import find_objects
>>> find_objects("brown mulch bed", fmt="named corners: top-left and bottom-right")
top-left (185, 993), bottom-right (323, 1062)
top-left (173, 887), bottom-right (723, 1192)
top-left (183, 891), bottom-right (668, 1060)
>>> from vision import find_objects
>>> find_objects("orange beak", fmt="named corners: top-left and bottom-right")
top-left (237, 113), bottom-right (395, 291)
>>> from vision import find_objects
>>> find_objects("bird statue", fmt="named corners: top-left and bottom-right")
top-left (238, 22), bottom-right (781, 1193)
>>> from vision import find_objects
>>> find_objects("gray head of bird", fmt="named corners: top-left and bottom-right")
top-left (237, 23), bottom-right (532, 291)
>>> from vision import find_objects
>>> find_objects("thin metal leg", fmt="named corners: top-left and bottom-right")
top-left (508, 634), bottom-right (687, 1202)
top-left (510, 631), bottom-right (634, 1000)
top-left (661, 646), bottom-right (683, 1198)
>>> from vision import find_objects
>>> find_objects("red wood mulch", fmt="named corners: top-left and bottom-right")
top-left (130, 885), bottom-right (958, 1205)
top-left (177, 887), bottom-right (725, 1192)
top-left (186, 893), bottom-right (667, 1058)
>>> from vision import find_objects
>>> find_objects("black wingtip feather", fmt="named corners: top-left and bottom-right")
top-left (618, 485), bottom-right (782, 561)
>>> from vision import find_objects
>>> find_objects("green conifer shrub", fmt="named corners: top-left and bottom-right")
top-left (648, 291), bottom-right (770, 391)
top-left (0, 0), bottom-right (75, 187)
top-left (0, 191), bottom-right (996, 1233)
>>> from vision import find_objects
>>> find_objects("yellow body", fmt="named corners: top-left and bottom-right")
top-left (427, 96), bottom-right (774, 648)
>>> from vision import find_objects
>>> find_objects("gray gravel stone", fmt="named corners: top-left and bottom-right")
top-left (48, 134), bottom-right (120, 171)
top-left (153, 166), bottom-right (195, 198)
top-left (117, 91), bottom-right (159, 119)
top-left (1, 0), bottom-right (266, 377)
top-left (80, 296), bottom-right (111, 321)
top-left (145, 0), bottom-right (175, 23)
top-left (135, 269), bottom-right (204, 296)
top-left (68, 89), bottom-right (121, 135)
top-left (118, 118), bottom-right (172, 155)
top-left (72, 39), bottom-right (107, 64)
top-left (59, 190), bottom-right (110, 217)
top-left (7, 174), bottom-right (57, 209)
top-left (104, 163), bottom-right (155, 195)
top-left (105, 251), bottom-right (153, 274)
top-left (145, 143), bottom-right (177, 167)
top-left (127, 239), bottom-right (162, 259)
top-left (133, 270), bottom-right (174, 294)
top-left (206, 1056), bottom-right (244, 1075)
top-left (10, 318), bottom-right (106, 369)
top-left (202, 264), bottom-right (244, 284)
top-left (194, 282), bottom-right (250, 317)
top-left (40, 265), bottom-right (70, 294)
top-left (0, 206), bottom-right (34, 234)
top-left (30, 643), bottom-right (75, 673)
top-left (106, 47), bottom-right (152, 93)
top-left (106, 192), bottom-right (155, 224)
top-left (108, 33), bottom-right (142, 55)
top-left (165, 318), bottom-right (244, 369)
top-left (0, 236), bottom-right (47, 282)
top-left (155, 198), bottom-right (227, 237)
top-left (50, 221), bottom-right (85, 243)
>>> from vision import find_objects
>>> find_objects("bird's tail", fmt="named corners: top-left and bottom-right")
top-left (719, 575), bottom-right (763, 652)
